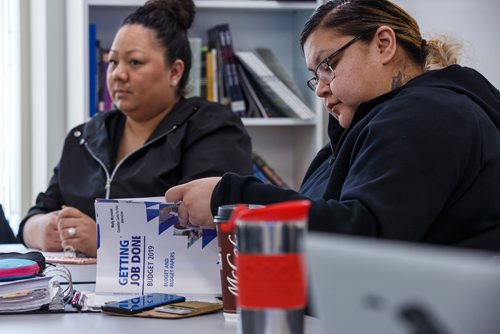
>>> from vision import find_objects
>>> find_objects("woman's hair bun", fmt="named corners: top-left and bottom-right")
top-left (145, 0), bottom-right (195, 30)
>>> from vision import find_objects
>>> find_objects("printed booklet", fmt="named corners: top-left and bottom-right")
top-left (95, 197), bottom-right (220, 295)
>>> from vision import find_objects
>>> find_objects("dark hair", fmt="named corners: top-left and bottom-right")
top-left (122, 0), bottom-right (195, 95)
top-left (300, 0), bottom-right (461, 70)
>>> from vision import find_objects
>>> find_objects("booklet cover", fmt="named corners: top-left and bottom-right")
top-left (95, 197), bottom-right (220, 295)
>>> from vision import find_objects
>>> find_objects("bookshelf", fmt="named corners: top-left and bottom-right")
top-left (66, 0), bottom-right (325, 190)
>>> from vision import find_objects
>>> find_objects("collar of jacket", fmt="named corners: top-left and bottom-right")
top-left (80, 97), bottom-right (201, 168)
top-left (327, 86), bottom-right (404, 157)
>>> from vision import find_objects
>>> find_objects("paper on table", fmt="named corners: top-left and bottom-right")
top-left (41, 251), bottom-right (97, 283)
top-left (0, 276), bottom-right (52, 296)
top-left (0, 276), bottom-right (53, 312)
top-left (44, 256), bottom-right (96, 265)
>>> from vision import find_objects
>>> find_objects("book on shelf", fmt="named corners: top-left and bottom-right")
top-left (88, 23), bottom-right (113, 115)
top-left (237, 64), bottom-right (268, 118)
top-left (252, 163), bottom-right (272, 184)
top-left (207, 27), bottom-right (224, 104)
top-left (95, 197), bottom-right (220, 295)
top-left (98, 50), bottom-right (113, 113)
top-left (88, 24), bottom-right (99, 117)
top-left (254, 47), bottom-right (306, 102)
top-left (236, 50), bottom-right (315, 120)
top-left (211, 48), bottom-right (219, 103)
top-left (208, 27), bottom-right (226, 105)
top-left (237, 64), bottom-right (285, 118)
top-left (208, 24), bottom-right (246, 117)
top-left (252, 152), bottom-right (290, 189)
top-left (206, 49), bottom-right (216, 102)
top-left (199, 47), bottom-right (208, 100)
top-left (187, 37), bottom-right (202, 98)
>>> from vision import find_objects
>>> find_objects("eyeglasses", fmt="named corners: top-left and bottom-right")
top-left (306, 31), bottom-right (371, 91)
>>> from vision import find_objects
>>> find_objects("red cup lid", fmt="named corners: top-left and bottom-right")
top-left (235, 200), bottom-right (311, 223)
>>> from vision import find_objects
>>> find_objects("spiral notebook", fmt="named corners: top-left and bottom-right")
top-left (305, 233), bottom-right (500, 334)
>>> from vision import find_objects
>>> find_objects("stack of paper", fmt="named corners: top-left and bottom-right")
top-left (0, 276), bottom-right (52, 312)
top-left (43, 252), bottom-right (97, 283)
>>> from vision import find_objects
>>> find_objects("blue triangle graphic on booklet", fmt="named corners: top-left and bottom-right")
top-left (202, 229), bottom-right (218, 249)
top-left (159, 215), bottom-right (178, 235)
top-left (146, 208), bottom-right (160, 222)
top-left (145, 202), bottom-right (160, 209)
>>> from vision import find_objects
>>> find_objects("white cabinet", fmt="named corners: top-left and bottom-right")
top-left (66, 0), bottom-right (325, 189)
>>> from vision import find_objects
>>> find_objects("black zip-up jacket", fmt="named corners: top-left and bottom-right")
top-left (211, 65), bottom-right (500, 251)
top-left (18, 97), bottom-right (252, 244)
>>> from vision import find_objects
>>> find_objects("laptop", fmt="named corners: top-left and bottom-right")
top-left (305, 232), bottom-right (500, 334)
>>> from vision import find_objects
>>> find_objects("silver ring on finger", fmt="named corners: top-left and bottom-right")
top-left (67, 227), bottom-right (77, 238)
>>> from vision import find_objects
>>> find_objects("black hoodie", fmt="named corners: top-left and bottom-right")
top-left (18, 97), bottom-right (252, 244)
top-left (212, 65), bottom-right (500, 251)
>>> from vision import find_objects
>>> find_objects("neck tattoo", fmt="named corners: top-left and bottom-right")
top-left (391, 71), bottom-right (404, 90)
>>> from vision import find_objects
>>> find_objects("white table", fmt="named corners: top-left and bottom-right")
top-left (0, 311), bottom-right (321, 333)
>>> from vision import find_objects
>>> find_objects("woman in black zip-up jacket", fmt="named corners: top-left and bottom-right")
top-left (18, 0), bottom-right (252, 257)
top-left (166, 0), bottom-right (500, 252)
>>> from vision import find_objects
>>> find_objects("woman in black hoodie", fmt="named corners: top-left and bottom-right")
top-left (167, 0), bottom-right (500, 251)
top-left (19, 0), bottom-right (252, 257)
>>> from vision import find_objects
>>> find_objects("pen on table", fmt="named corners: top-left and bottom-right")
top-left (71, 290), bottom-right (81, 306)
top-left (64, 289), bottom-right (77, 304)
top-left (76, 293), bottom-right (87, 311)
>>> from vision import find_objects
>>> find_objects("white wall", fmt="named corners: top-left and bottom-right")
top-left (394, 0), bottom-right (500, 87)
top-left (29, 0), bottom-right (66, 205)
